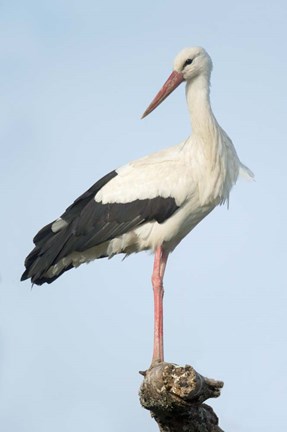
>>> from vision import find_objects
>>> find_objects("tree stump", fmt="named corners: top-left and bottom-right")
top-left (139, 362), bottom-right (224, 432)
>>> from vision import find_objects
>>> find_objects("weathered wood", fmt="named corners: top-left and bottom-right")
top-left (139, 362), bottom-right (224, 432)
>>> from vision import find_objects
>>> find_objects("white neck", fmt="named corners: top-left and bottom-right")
top-left (184, 73), bottom-right (242, 205)
top-left (185, 74), bottom-right (218, 136)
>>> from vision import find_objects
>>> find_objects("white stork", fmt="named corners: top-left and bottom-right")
top-left (21, 47), bottom-right (253, 365)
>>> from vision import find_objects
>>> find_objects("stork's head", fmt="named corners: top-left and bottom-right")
top-left (142, 47), bottom-right (212, 118)
top-left (173, 47), bottom-right (212, 81)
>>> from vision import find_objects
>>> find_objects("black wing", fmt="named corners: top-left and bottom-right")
top-left (21, 170), bottom-right (179, 285)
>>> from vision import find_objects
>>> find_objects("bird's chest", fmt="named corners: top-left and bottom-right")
top-left (184, 137), bottom-right (237, 206)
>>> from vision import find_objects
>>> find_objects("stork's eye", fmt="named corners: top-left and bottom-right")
top-left (183, 58), bottom-right (193, 68)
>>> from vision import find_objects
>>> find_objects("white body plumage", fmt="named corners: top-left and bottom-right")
top-left (21, 47), bottom-right (252, 285)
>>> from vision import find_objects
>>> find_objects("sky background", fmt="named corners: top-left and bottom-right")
top-left (1, 0), bottom-right (286, 431)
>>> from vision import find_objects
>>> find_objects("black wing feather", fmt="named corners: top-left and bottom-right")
top-left (21, 170), bottom-right (179, 285)
top-left (33, 170), bottom-right (117, 244)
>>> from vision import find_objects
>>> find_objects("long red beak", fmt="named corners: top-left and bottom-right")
top-left (141, 70), bottom-right (184, 119)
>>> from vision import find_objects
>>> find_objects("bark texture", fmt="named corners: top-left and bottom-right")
top-left (139, 362), bottom-right (224, 432)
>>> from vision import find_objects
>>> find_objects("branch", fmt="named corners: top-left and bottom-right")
top-left (139, 362), bottom-right (224, 432)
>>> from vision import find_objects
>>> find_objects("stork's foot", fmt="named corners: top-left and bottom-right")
top-left (139, 362), bottom-right (224, 432)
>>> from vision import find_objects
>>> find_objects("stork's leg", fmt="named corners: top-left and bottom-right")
top-left (151, 245), bottom-right (169, 365)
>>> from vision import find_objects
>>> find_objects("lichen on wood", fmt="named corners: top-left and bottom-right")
top-left (139, 362), bottom-right (224, 432)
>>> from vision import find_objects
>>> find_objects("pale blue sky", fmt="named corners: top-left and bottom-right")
top-left (1, 1), bottom-right (286, 431)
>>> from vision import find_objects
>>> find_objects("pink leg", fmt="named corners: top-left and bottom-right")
top-left (151, 245), bottom-right (169, 365)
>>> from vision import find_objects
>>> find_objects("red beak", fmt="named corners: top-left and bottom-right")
top-left (141, 70), bottom-right (184, 119)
